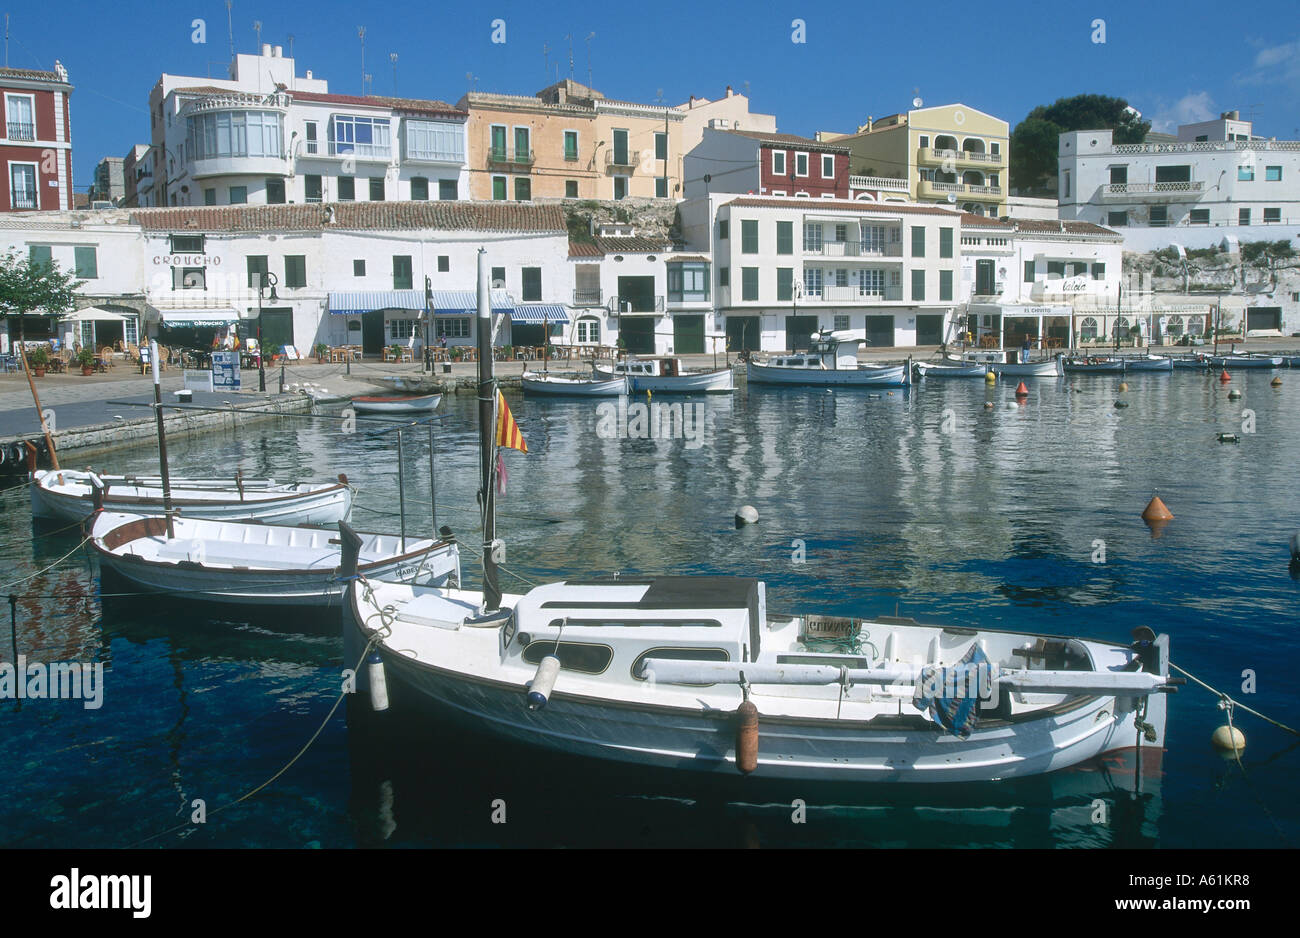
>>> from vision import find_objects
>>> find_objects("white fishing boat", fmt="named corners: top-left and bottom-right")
top-left (91, 511), bottom-right (459, 607)
top-left (914, 360), bottom-right (989, 379)
top-left (1062, 356), bottom-right (1125, 374)
top-left (1209, 353), bottom-right (1283, 369)
top-left (991, 358), bottom-right (1063, 378)
top-left (520, 371), bottom-right (627, 396)
top-left (341, 251), bottom-right (1174, 786)
top-left (367, 375), bottom-right (442, 395)
top-left (30, 468), bottom-right (353, 525)
top-left (594, 357), bottom-right (734, 394)
top-left (747, 332), bottom-right (909, 387)
top-left (350, 393), bottom-right (442, 414)
top-left (1123, 354), bottom-right (1174, 373)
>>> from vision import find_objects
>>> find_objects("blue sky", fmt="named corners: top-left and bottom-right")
top-left (7, 0), bottom-right (1298, 192)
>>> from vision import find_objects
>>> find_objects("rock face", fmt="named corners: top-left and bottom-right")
top-left (557, 198), bottom-right (681, 245)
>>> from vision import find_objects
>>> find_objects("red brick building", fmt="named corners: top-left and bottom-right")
top-left (684, 128), bottom-right (850, 199)
top-left (0, 62), bottom-right (74, 211)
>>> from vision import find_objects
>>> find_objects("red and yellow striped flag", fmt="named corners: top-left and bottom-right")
top-left (495, 389), bottom-right (527, 453)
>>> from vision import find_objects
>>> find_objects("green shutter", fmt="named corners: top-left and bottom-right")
top-left (393, 256), bottom-right (412, 290)
top-left (1023, 260), bottom-right (1034, 283)
top-left (285, 255), bottom-right (306, 288)
top-left (776, 268), bottom-right (792, 301)
top-left (911, 227), bottom-right (925, 258)
top-left (74, 246), bottom-right (98, 279)
top-left (247, 255), bottom-right (268, 289)
top-left (742, 267), bottom-right (759, 301)
top-left (939, 228), bottom-right (953, 258)
top-left (29, 245), bottom-right (52, 268)
top-left (522, 267), bottom-right (541, 301)
top-left (911, 269), bottom-right (925, 301)
top-left (776, 221), bottom-right (793, 255)
top-left (741, 220), bottom-right (758, 254)
top-left (492, 177), bottom-right (506, 200)
top-left (939, 270), bottom-right (952, 301)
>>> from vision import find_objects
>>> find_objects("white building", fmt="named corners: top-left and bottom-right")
top-left (675, 86), bottom-right (777, 157)
top-left (148, 45), bottom-right (468, 209)
top-left (1057, 114), bottom-right (1300, 239)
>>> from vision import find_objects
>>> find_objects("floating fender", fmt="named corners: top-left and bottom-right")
top-left (735, 505), bottom-right (759, 526)
top-left (735, 700), bottom-right (759, 774)
top-left (366, 652), bottom-right (389, 713)
top-left (1118, 382), bottom-right (1129, 393)
top-left (984, 371), bottom-right (996, 384)
top-left (1211, 725), bottom-right (1245, 753)
top-left (527, 655), bottom-right (561, 710)
top-left (9, 442), bottom-right (24, 466)
top-left (1227, 389), bottom-right (1242, 400)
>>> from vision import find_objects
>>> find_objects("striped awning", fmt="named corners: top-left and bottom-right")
top-left (430, 290), bottom-right (514, 316)
top-left (510, 304), bottom-right (569, 324)
top-left (328, 290), bottom-right (425, 315)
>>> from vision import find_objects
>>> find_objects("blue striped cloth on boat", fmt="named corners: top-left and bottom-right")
top-left (913, 644), bottom-right (993, 739)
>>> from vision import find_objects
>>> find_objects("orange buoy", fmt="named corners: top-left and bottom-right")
top-left (1219, 369), bottom-right (1231, 383)
top-left (1015, 381), bottom-right (1029, 397)
top-left (1142, 495), bottom-right (1174, 523)
top-left (735, 700), bottom-right (759, 774)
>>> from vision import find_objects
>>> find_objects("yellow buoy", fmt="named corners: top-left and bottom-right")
top-left (1211, 725), bottom-right (1246, 752)
top-left (1271, 376), bottom-right (1282, 388)
top-left (735, 700), bottom-right (759, 774)
top-left (984, 371), bottom-right (996, 384)
top-left (1118, 381), bottom-right (1129, 393)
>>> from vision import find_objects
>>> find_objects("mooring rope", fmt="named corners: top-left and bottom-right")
top-left (1170, 662), bottom-right (1299, 736)
top-left (0, 535), bottom-right (92, 591)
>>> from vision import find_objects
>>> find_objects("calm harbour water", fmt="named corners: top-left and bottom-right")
top-left (2, 368), bottom-right (1299, 848)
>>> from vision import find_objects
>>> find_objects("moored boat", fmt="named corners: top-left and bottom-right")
top-left (746, 331), bottom-right (909, 387)
top-left (1209, 354), bottom-right (1283, 369)
top-left (367, 375), bottom-right (443, 395)
top-left (914, 360), bottom-right (988, 378)
top-left (1123, 354), bottom-right (1174, 373)
top-left (350, 393), bottom-right (442, 414)
top-left (1063, 356), bottom-right (1125, 374)
top-left (594, 356), bottom-right (734, 393)
top-left (92, 511), bottom-right (460, 607)
top-left (990, 357), bottom-right (1063, 378)
top-left (520, 371), bottom-right (627, 396)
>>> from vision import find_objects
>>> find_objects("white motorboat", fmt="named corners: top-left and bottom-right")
top-left (30, 468), bottom-right (354, 525)
top-left (350, 393), bottom-right (442, 414)
top-left (520, 371), bottom-right (627, 396)
top-left (1123, 354), bottom-right (1174, 373)
top-left (594, 357), bottom-right (734, 394)
top-left (1062, 357), bottom-right (1125, 374)
top-left (367, 375), bottom-right (443, 395)
top-left (746, 332), bottom-right (909, 387)
top-left (340, 252), bottom-right (1174, 786)
top-left (914, 360), bottom-right (989, 379)
top-left (92, 511), bottom-right (459, 607)
top-left (1209, 353), bottom-right (1283, 369)
top-left (990, 358), bottom-right (1063, 378)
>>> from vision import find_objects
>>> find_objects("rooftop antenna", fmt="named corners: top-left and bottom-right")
top-left (253, 19), bottom-right (262, 51)
top-left (364, 72), bottom-right (373, 96)
top-left (565, 33), bottom-right (574, 80)
top-left (586, 32), bottom-right (595, 89)
top-left (466, 71), bottom-right (477, 93)
top-left (358, 26), bottom-right (366, 95)
top-left (654, 88), bottom-right (664, 105)
top-left (912, 87), bottom-right (924, 109)
top-left (543, 42), bottom-right (549, 82)
top-left (389, 52), bottom-right (398, 94)
top-left (5, 13), bottom-right (9, 68)
top-left (287, 34), bottom-right (294, 59)
top-left (743, 80), bottom-right (750, 98)
top-left (225, 1), bottom-right (234, 65)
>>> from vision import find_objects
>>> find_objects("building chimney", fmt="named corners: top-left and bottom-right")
top-left (261, 43), bottom-right (272, 56)
top-left (725, 85), bottom-right (733, 97)
top-left (273, 45), bottom-right (283, 57)
top-left (305, 70), bottom-right (313, 79)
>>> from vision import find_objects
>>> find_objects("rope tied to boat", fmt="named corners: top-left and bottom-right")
top-left (1170, 662), bottom-right (1299, 737)
top-left (0, 534), bottom-right (92, 592)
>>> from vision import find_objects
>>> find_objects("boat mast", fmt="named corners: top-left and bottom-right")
top-left (476, 249), bottom-right (502, 611)
top-left (151, 339), bottom-right (175, 538)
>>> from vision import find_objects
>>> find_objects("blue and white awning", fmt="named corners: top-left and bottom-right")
top-left (328, 291), bottom-right (425, 315)
top-left (430, 290), bottom-right (514, 316)
top-left (510, 304), bottom-right (569, 324)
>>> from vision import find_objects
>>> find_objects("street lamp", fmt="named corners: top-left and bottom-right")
top-left (256, 271), bottom-right (278, 392)
top-left (424, 275), bottom-right (433, 373)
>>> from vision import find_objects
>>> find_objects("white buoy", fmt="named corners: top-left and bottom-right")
top-left (735, 505), bottom-right (759, 525)
top-left (527, 655), bottom-right (561, 710)
top-left (1211, 725), bottom-right (1245, 752)
top-left (1227, 388), bottom-right (1242, 400)
top-left (367, 652), bottom-right (389, 712)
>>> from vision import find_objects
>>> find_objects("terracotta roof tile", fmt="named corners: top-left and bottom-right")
top-left (0, 66), bottom-right (70, 84)
top-left (568, 241), bottom-right (604, 257)
top-left (130, 202), bottom-right (566, 233)
top-left (1013, 218), bottom-right (1120, 236)
top-left (717, 129), bottom-right (848, 153)
top-left (593, 236), bottom-right (672, 253)
top-left (292, 91), bottom-right (465, 118)
top-left (724, 196), bottom-right (959, 217)
top-left (959, 213), bottom-right (1014, 228)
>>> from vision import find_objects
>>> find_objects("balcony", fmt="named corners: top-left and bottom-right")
top-left (918, 147), bottom-right (1004, 168)
top-left (606, 151), bottom-right (637, 174)
top-left (801, 285), bottom-right (903, 303)
top-left (849, 174), bottom-right (909, 192)
top-left (804, 240), bottom-right (903, 259)
top-left (612, 295), bottom-right (664, 314)
top-left (1100, 181), bottom-right (1205, 200)
top-left (11, 191), bottom-right (37, 210)
top-left (487, 147), bottom-right (534, 167)
top-left (573, 288), bottom-right (603, 306)
top-left (917, 179), bottom-right (1003, 201)
top-left (328, 141), bottom-right (392, 161)
top-left (6, 121), bottom-right (34, 141)
top-left (406, 147), bottom-right (464, 165)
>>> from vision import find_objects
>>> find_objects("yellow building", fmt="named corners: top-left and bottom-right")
top-left (459, 80), bottom-right (683, 202)
top-left (821, 104), bottom-right (1009, 217)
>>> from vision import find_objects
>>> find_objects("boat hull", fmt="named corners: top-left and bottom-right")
top-left (989, 360), bottom-right (1062, 378)
top-left (368, 376), bottom-right (443, 395)
top-left (594, 367), bottom-right (735, 394)
top-left (520, 373), bottom-right (627, 396)
top-left (915, 361), bottom-right (988, 378)
top-left (1209, 356), bottom-right (1283, 369)
top-left (351, 394), bottom-right (442, 414)
top-left (746, 361), bottom-right (908, 387)
top-left (1124, 356), bottom-right (1174, 372)
top-left (1063, 360), bottom-right (1125, 374)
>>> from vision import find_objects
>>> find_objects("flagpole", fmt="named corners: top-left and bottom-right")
top-left (476, 249), bottom-right (502, 612)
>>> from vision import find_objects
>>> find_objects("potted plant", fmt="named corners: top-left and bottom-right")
top-left (75, 348), bottom-right (96, 375)
top-left (313, 342), bottom-right (330, 363)
top-left (28, 345), bottom-right (49, 377)
top-left (616, 337), bottom-right (627, 359)
top-left (388, 343), bottom-right (403, 362)
top-left (450, 345), bottom-right (464, 361)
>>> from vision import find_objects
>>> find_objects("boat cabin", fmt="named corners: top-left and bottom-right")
top-left (766, 331), bottom-right (862, 370)
top-left (612, 357), bottom-right (681, 378)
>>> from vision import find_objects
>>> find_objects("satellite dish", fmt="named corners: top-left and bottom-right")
top-left (946, 193), bottom-right (957, 204)
top-left (912, 96), bottom-right (923, 108)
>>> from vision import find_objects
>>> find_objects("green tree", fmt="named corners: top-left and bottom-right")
top-left (1010, 94), bottom-right (1151, 194)
top-left (0, 251), bottom-right (82, 353)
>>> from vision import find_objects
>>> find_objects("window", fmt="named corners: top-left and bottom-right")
top-left (741, 267), bottom-right (759, 301)
top-left (1023, 260), bottom-right (1036, 282)
top-left (718, 219), bottom-right (729, 240)
top-left (265, 178), bottom-right (286, 204)
top-left (1155, 165), bottom-right (1191, 183)
top-left (1047, 261), bottom-right (1065, 278)
top-left (304, 121), bottom-right (318, 154)
top-left (370, 177), bottom-right (385, 201)
top-left (1149, 205), bottom-right (1168, 227)
top-left (284, 255), bottom-right (306, 288)
top-left (1091, 263), bottom-right (1106, 280)
top-left (834, 268), bottom-right (848, 287)
top-left (522, 641), bottom-right (612, 675)
top-left (1190, 209), bottom-right (1210, 225)
top-left (803, 223), bottom-right (822, 252)
top-left (489, 125), bottom-right (507, 160)
top-left (939, 270), bottom-right (952, 301)
top-left (821, 154), bottom-right (835, 178)
top-left (353, 259), bottom-right (365, 277)
top-left (991, 142), bottom-right (1000, 156)
top-left (170, 234), bottom-right (204, 253)
top-left (1238, 165), bottom-right (1255, 182)
top-left (860, 224), bottom-right (884, 253)
top-left (718, 267), bottom-right (729, 287)
top-left (437, 256), bottom-right (450, 273)
top-left (795, 152), bottom-right (809, 176)
top-left (12, 164), bottom-right (41, 208)
top-left (911, 269), bottom-right (925, 301)
top-left (514, 177), bottom-right (531, 201)
top-left (229, 185), bottom-right (248, 204)
top-left (411, 176), bottom-right (429, 200)
top-left (1266, 165), bottom-right (1282, 182)
top-left (388, 318), bottom-right (419, 340)
top-left (491, 267), bottom-right (505, 287)
top-left (404, 119), bottom-right (464, 162)
top-left (393, 255), bottom-right (413, 290)
top-left (741, 219), bottom-right (758, 253)
top-left (613, 176), bottom-right (628, 200)
top-left (667, 262), bottom-right (710, 302)
top-left (565, 180), bottom-right (578, 198)
top-left (919, 135), bottom-right (930, 149)
top-left (522, 267), bottom-right (541, 301)
top-left (1062, 170), bottom-right (1070, 198)
top-left (1264, 208), bottom-right (1281, 223)
top-left (655, 132), bottom-right (667, 161)
top-left (576, 318), bottom-right (600, 343)
top-left (1107, 210), bottom-right (1127, 227)
top-left (1239, 208), bottom-right (1250, 226)
top-left (247, 255), bottom-right (269, 289)
top-left (1110, 166), bottom-right (1128, 185)
top-left (436, 317), bottom-right (470, 339)
top-left (612, 128), bottom-right (629, 165)
top-left (439, 179), bottom-right (458, 200)
top-left (655, 177), bottom-right (667, 198)
top-left (203, 188), bottom-right (217, 205)
top-left (772, 150), bottom-right (786, 175)
top-left (833, 315), bottom-right (850, 331)
top-left (74, 246), bottom-right (98, 279)
top-left (776, 267), bottom-right (793, 301)
top-left (1080, 317), bottom-right (1099, 341)
top-left (858, 269), bottom-right (884, 296)
top-left (803, 267), bottom-right (822, 296)
top-left (939, 228), bottom-right (953, 258)
top-left (776, 221), bottom-right (793, 255)
top-left (337, 177), bottom-right (354, 201)
top-left (491, 176), bottom-right (507, 200)
top-left (514, 126), bottom-right (531, 161)
top-left (911, 226), bottom-right (925, 258)
top-left (563, 130), bottom-right (579, 161)
top-left (331, 115), bottom-right (391, 158)
top-left (174, 267), bottom-right (205, 289)
top-left (5, 94), bottom-right (35, 140)
top-left (186, 109), bottom-right (284, 160)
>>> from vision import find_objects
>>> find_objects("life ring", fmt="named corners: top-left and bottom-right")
top-left (8, 441), bottom-right (24, 465)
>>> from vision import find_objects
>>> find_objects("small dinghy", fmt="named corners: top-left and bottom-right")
top-left (1124, 354), bottom-right (1174, 372)
top-left (350, 393), bottom-right (442, 414)
top-left (92, 511), bottom-right (460, 607)
top-left (30, 469), bottom-right (353, 525)
top-left (367, 375), bottom-right (443, 395)
top-left (521, 372), bottom-right (627, 396)
top-left (1063, 357), bottom-right (1125, 374)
